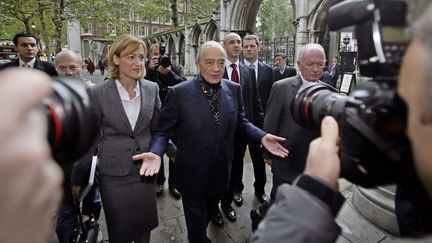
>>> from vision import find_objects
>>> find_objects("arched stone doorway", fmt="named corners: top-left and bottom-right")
top-left (168, 36), bottom-right (176, 63)
top-left (204, 19), bottom-right (220, 42)
top-left (178, 34), bottom-right (185, 67)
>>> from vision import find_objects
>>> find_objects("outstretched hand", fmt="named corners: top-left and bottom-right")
top-left (304, 116), bottom-right (341, 188)
top-left (261, 134), bottom-right (289, 158)
top-left (132, 152), bottom-right (161, 177)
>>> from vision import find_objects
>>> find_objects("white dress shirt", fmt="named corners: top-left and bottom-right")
top-left (19, 58), bottom-right (36, 68)
top-left (243, 59), bottom-right (258, 79)
top-left (225, 59), bottom-right (241, 81)
top-left (115, 80), bottom-right (141, 130)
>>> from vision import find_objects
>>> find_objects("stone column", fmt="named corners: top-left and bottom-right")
top-left (352, 185), bottom-right (399, 236)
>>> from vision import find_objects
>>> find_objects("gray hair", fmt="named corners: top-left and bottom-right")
top-left (196, 41), bottom-right (227, 63)
top-left (297, 43), bottom-right (325, 61)
top-left (54, 50), bottom-right (83, 65)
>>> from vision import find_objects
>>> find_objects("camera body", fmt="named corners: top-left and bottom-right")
top-left (292, 0), bottom-right (413, 187)
top-left (158, 42), bottom-right (171, 68)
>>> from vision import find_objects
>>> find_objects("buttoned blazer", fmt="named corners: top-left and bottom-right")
top-left (264, 75), bottom-right (321, 182)
top-left (224, 62), bottom-right (264, 128)
top-left (273, 66), bottom-right (297, 81)
top-left (150, 76), bottom-right (265, 200)
top-left (0, 58), bottom-right (57, 76)
top-left (256, 61), bottom-right (275, 113)
top-left (71, 79), bottom-right (161, 185)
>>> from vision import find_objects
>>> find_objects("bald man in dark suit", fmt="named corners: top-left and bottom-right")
top-left (212, 33), bottom-right (264, 226)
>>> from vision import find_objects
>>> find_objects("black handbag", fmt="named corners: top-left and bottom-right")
top-left (72, 155), bottom-right (101, 243)
top-left (72, 206), bottom-right (100, 243)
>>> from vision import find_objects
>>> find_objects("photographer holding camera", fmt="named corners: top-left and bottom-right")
top-left (250, 2), bottom-right (432, 242)
top-left (145, 43), bottom-right (186, 198)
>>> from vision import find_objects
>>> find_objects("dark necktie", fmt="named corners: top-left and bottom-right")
top-left (230, 63), bottom-right (239, 83)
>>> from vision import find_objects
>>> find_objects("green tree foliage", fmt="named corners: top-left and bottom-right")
top-left (257, 0), bottom-right (295, 42)
top-left (0, 0), bottom-right (218, 53)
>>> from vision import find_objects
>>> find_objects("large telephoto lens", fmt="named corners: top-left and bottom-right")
top-left (43, 78), bottom-right (99, 163)
top-left (291, 83), bottom-right (349, 130)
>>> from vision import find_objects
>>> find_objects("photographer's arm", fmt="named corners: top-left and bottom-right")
top-left (157, 64), bottom-right (187, 85)
top-left (250, 117), bottom-right (344, 243)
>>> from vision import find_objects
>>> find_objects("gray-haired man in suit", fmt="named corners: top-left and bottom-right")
top-left (264, 43), bottom-right (328, 198)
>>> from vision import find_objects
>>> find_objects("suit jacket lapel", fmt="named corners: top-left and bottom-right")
top-left (223, 67), bottom-right (229, 80)
top-left (238, 62), bottom-right (248, 86)
top-left (215, 79), bottom-right (234, 157)
top-left (257, 62), bottom-right (264, 87)
top-left (190, 78), bottom-right (215, 124)
top-left (105, 79), bottom-right (133, 132)
top-left (33, 59), bottom-right (43, 70)
top-left (133, 80), bottom-right (152, 133)
top-left (290, 75), bottom-right (303, 96)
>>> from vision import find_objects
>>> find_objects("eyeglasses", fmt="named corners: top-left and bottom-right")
top-left (56, 65), bottom-right (80, 72)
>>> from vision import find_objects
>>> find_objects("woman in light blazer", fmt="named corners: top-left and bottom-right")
top-left (72, 34), bottom-right (161, 243)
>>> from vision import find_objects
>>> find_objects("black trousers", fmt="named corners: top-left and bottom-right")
top-left (182, 195), bottom-right (219, 243)
top-left (156, 157), bottom-right (175, 187)
top-left (221, 134), bottom-right (267, 206)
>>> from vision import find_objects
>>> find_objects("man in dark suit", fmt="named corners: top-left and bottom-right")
top-left (273, 52), bottom-right (296, 81)
top-left (264, 43), bottom-right (327, 198)
top-left (133, 41), bottom-right (288, 243)
top-left (145, 42), bottom-right (186, 199)
top-left (329, 56), bottom-right (341, 88)
top-left (0, 32), bottom-right (57, 76)
top-left (241, 34), bottom-right (274, 203)
top-left (213, 32), bottom-right (264, 226)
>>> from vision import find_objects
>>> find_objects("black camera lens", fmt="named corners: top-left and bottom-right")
top-left (158, 55), bottom-right (171, 68)
top-left (43, 78), bottom-right (99, 163)
top-left (292, 82), bottom-right (412, 187)
top-left (292, 83), bottom-right (348, 130)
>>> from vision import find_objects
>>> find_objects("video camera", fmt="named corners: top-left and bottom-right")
top-left (158, 42), bottom-right (171, 68)
top-left (292, 0), bottom-right (412, 187)
top-left (43, 78), bottom-right (99, 163)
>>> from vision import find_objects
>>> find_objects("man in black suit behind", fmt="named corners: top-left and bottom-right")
top-left (273, 52), bottom-right (296, 81)
top-left (133, 41), bottom-right (288, 243)
top-left (211, 32), bottom-right (264, 226)
top-left (145, 43), bottom-right (186, 199)
top-left (241, 34), bottom-right (274, 203)
top-left (0, 32), bottom-right (57, 76)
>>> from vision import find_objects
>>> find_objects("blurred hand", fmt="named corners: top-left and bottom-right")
top-left (149, 56), bottom-right (159, 70)
top-left (304, 116), bottom-right (341, 188)
top-left (0, 69), bottom-right (63, 243)
top-left (261, 134), bottom-right (289, 158)
top-left (264, 158), bottom-right (272, 166)
top-left (132, 152), bottom-right (161, 177)
top-left (157, 65), bottom-right (171, 75)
